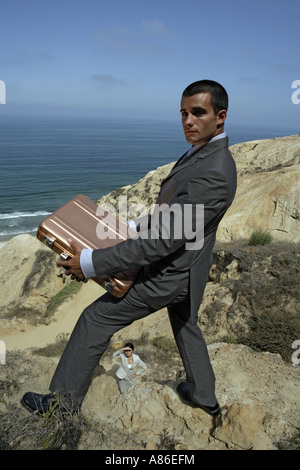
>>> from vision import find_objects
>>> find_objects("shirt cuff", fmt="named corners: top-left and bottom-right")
top-left (80, 221), bottom-right (136, 279)
top-left (80, 249), bottom-right (96, 279)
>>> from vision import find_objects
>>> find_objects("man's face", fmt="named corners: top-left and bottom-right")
top-left (180, 92), bottom-right (226, 146)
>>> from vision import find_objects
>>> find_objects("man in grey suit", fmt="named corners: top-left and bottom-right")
top-left (22, 80), bottom-right (237, 417)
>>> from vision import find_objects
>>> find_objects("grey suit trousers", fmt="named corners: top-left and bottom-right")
top-left (49, 276), bottom-right (216, 407)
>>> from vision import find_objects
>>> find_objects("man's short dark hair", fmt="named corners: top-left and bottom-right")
top-left (182, 80), bottom-right (228, 114)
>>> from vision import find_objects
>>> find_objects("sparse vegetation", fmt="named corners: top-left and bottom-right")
top-left (248, 229), bottom-right (273, 246)
top-left (277, 428), bottom-right (300, 450)
top-left (32, 333), bottom-right (69, 357)
top-left (0, 393), bottom-right (97, 450)
top-left (45, 281), bottom-right (82, 318)
top-left (207, 241), bottom-right (300, 363)
top-left (156, 428), bottom-right (177, 450)
top-left (2, 279), bottom-right (82, 323)
top-left (151, 336), bottom-right (177, 353)
top-left (241, 310), bottom-right (299, 362)
top-left (232, 244), bottom-right (300, 362)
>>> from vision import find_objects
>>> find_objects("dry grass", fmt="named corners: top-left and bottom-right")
top-left (212, 240), bottom-right (300, 362)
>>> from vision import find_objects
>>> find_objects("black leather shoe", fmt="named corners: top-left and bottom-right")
top-left (21, 392), bottom-right (58, 415)
top-left (21, 391), bottom-right (79, 416)
top-left (177, 382), bottom-right (221, 417)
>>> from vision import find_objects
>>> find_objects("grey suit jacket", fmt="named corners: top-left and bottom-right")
top-left (92, 137), bottom-right (237, 316)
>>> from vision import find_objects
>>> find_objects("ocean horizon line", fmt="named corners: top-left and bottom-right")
top-left (0, 112), bottom-right (298, 134)
top-left (1, 118), bottom-right (297, 240)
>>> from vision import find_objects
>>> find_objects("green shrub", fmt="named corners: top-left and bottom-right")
top-left (45, 281), bottom-right (81, 317)
top-left (249, 229), bottom-right (273, 246)
top-left (151, 336), bottom-right (177, 353)
top-left (33, 333), bottom-right (69, 357)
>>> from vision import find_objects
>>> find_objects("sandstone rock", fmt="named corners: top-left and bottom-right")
top-left (229, 135), bottom-right (300, 175)
top-left (97, 161), bottom-right (174, 219)
top-left (0, 234), bottom-right (70, 320)
top-left (219, 136), bottom-right (300, 242)
top-left (81, 343), bottom-right (300, 450)
top-left (213, 403), bottom-right (274, 450)
top-left (218, 166), bottom-right (300, 242)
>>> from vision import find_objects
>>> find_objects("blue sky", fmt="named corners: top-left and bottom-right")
top-left (0, 0), bottom-right (299, 129)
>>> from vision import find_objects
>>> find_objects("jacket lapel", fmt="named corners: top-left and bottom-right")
top-left (161, 137), bottom-right (229, 186)
top-left (122, 353), bottom-right (137, 370)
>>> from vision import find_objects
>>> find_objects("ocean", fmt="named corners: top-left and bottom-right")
top-left (0, 114), bottom-right (296, 240)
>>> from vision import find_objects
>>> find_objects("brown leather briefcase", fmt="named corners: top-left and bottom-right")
top-left (36, 194), bottom-right (139, 298)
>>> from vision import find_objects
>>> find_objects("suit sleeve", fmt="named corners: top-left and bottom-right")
top-left (92, 171), bottom-right (229, 279)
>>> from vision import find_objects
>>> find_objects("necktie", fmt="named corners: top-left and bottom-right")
top-left (178, 143), bottom-right (203, 165)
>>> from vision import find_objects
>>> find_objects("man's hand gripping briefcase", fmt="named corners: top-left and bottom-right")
top-left (36, 194), bottom-right (139, 298)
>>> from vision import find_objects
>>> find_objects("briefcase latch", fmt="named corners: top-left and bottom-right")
top-left (43, 235), bottom-right (55, 248)
top-left (102, 280), bottom-right (114, 294)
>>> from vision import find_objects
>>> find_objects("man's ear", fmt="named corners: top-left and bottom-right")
top-left (216, 109), bottom-right (227, 127)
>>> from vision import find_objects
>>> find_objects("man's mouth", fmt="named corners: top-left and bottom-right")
top-left (185, 129), bottom-right (195, 134)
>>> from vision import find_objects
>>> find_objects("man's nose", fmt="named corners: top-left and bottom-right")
top-left (185, 113), bottom-right (194, 126)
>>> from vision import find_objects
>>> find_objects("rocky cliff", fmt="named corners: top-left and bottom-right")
top-left (97, 134), bottom-right (300, 243)
top-left (0, 135), bottom-right (299, 450)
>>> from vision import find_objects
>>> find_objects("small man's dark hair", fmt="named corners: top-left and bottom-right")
top-left (182, 79), bottom-right (228, 114)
